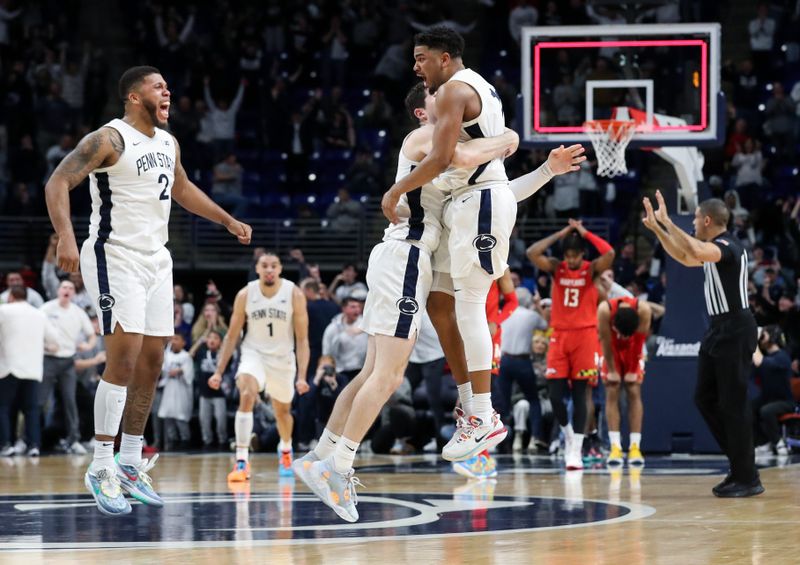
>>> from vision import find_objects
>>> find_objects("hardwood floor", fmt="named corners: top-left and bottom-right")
top-left (1, 452), bottom-right (798, 564)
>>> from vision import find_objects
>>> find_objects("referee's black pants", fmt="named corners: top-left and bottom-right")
top-left (694, 311), bottom-right (758, 483)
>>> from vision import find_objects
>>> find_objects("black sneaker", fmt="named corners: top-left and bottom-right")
top-left (712, 471), bottom-right (733, 494)
top-left (713, 476), bottom-right (765, 498)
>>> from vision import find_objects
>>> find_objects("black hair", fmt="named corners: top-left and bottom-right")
top-left (762, 324), bottom-right (785, 348)
top-left (257, 250), bottom-right (281, 262)
top-left (562, 232), bottom-right (585, 255)
top-left (697, 198), bottom-right (731, 228)
top-left (613, 305), bottom-right (640, 337)
top-left (414, 26), bottom-right (465, 59)
top-left (118, 66), bottom-right (161, 102)
top-left (404, 82), bottom-right (428, 121)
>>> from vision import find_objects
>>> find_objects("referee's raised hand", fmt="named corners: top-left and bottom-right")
top-left (641, 196), bottom-right (658, 232)
top-left (653, 190), bottom-right (670, 223)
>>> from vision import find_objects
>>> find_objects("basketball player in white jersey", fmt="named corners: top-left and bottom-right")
top-left (291, 83), bottom-right (519, 522)
top-left (382, 27), bottom-right (586, 462)
top-left (209, 252), bottom-right (310, 483)
top-left (44, 66), bottom-right (252, 516)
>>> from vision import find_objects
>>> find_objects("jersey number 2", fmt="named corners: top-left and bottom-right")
top-left (158, 174), bottom-right (170, 201)
top-left (563, 288), bottom-right (580, 308)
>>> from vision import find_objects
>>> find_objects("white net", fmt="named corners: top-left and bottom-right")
top-left (584, 120), bottom-right (636, 178)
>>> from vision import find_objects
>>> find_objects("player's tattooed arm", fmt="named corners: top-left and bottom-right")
top-left (170, 135), bottom-right (252, 244)
top-left (45, 127), bottom-right (121, 273)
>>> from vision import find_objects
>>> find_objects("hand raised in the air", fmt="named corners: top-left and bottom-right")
top-left (641, 196), bottom-right (658, 232)
top-left (568, 218), bottom-right (588, 237)
top-left (225, 219), bottom-right (252, 244)
top-left (653, 190), bottom-right (670, 224)
top-left (547, 144), bottom-right (586, 175)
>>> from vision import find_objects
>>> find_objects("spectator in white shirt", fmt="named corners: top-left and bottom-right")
top-left (203, 76), bottom-right (247, 160)
top-left (495, 291), bottom-right (550, 448)
top-left (732, 138), bottom-right (765, 189)
top-left (508, 0), bottom-right (538, 45)
top-left (0, 286), bottom-right (58, 457)
top-left (0, 271), bottom-right (43, 307)
top-left (322, 297), bottom-right (368, 381)
top-left (749, 4), bottom-right (776, 82)
top-left (157, 334), bottom-right (195, 450)
top-left (40, 280), bottom-right (96, 454)
top-left (328, 263), bottom-right (368, 305)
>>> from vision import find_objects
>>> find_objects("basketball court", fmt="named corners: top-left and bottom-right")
top-left (1, 452), bottom-right (798, 562)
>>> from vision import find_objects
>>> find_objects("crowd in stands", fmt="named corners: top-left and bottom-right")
top-left (1, 1), bottom-right (799, 456)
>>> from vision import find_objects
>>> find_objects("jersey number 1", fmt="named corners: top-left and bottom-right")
top-left (563, 288), bottom-right (580, 308)
top-left (158, 174), bottom-right (170, 201)
top-left (267, 322), bottom-right (273, 337)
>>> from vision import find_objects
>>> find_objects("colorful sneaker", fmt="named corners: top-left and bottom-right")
top-left (480, 451), bottom-right (498, 478)
top-left (628, 443), bottom-right (645, 466)
top-left (278, 448), bottom-right (294, 478)
top-left (452, 455), bottom-right (485, 479)
top-left (607, 444), bottom-right (624, 466)
top-left (84, 466), bottom-right (132, 516)
top-left (227, 459), bottom-right (250, 482)
top-left (442, 413), bottom-right (508, 462)
top-left (115, 453), bottom-right (163, 507)
top-left (291, 450), bottom-right (320, 491)
top-left (307, 457), bottom-right (363, 523)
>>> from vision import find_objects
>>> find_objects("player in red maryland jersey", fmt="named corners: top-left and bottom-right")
top-left (598, 296), bottom-right (652, 467)
top-left (527, 220), bottom-right (615, 470)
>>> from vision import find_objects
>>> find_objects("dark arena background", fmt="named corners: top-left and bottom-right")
top-left (0, 0), bottom-right (799, 562)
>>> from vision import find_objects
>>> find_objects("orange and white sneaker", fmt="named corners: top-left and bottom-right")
top-left (442, 412), bottom-right (508, 462)
top-left (307, 457), bottom-right (363, 523)
top-left (227, 459), bottom-right (250, 482)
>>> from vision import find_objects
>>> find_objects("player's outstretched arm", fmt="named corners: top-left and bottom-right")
top-left (170, 137), bottom-right (252, 245)
top-left (526, 225), bottom-right (573, 273)
top-left (509, 144), bottom-right (587, 203)
top-left (45, 128), bottom-right (122, 273)
top-left (292, 287), bottom-right (311, 395)
top-left (382, 82), bottom-right (471, 222)
top-left (208, 287), bottom-right (247, 390)
top-left (451, 128), bottom-right (520, 168)
top-left (650, 190), bottom-right (722, 264)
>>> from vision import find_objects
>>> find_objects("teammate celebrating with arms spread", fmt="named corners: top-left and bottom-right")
top-left (45, 66), bottom-right (251, 516)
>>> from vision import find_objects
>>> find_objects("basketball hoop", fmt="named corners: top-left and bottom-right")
top-left (583, 120), bottom-right (637, 178)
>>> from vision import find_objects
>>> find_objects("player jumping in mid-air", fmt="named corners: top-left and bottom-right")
top-left (45, 66), bottom-right (252, 516)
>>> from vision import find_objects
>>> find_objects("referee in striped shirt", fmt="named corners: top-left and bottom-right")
top-left (642, 191), bottom-right (763, 498)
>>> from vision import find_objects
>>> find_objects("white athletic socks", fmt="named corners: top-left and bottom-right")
top-left (630, 432), bottom-right (642, 447)
top-left (457, 382), bottom-right (473, 416)
top-left (119, 433), bottom-right (143, 467)
top-left (278, 439), bottom-right (292, 453)
top-left (561, 423), bottom-right (575, 443)
top-left (91, 380), bottom-right (127, 472)
top-left (572, 433), bottom-right (585, 453)
top-left (235, 411), bottom-right (253, 462)
top-left (609, 431), bottom-right (622, 449)
top-left (471, 392), bottom-right (493, 423)
top-left (315, 428), bottom-right (341, 460)
top-left (332, 436), bottom-right (359, 474)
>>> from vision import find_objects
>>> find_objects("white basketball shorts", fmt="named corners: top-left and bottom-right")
top-left (236, 347), bottom-right (297, 404)
top-left (80, 239), bottom-right (174, 336)
top-left (444, 184), bottom-right (517, 281)
top-left (360, 239), bottom-right (432, 339)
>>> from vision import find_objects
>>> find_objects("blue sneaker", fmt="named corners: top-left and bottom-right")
top-left (307, 457), bottom-right (363, 523)
top-left (115, 453), bottom-right (164, 507)
top-left (84, 466), bottom-right (132, 516)
top-left (291, 450), bottom-right (320, 489)
top-left (278, 447), bottom-right (294, 478)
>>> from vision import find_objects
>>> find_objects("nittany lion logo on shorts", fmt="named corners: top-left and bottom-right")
top-left (473, 234), bottom-right (497, 251)
top-left (396, 297), bottom-right (419, 315)
top-left (98, 294), bottom-right (116, 311)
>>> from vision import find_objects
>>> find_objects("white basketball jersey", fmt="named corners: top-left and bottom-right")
top-left (432, 68), bottom-right (509, 195)
top-left (382, 131), bottom-right (444, 255)
top-left (241, 278), bottom-right (296, 357)
top-left (88, 119), bottom-right (176, 252)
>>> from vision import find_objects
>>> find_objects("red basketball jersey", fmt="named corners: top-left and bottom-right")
top-left (550, 260), bottom-right (599, 331)
top-left (609, 296), bottom-right (646, 356)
